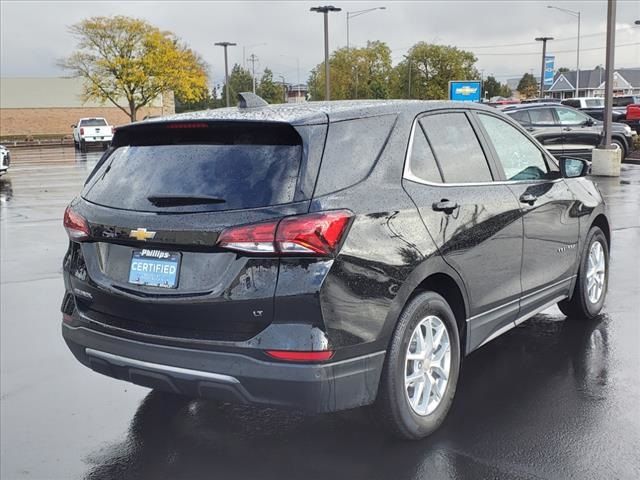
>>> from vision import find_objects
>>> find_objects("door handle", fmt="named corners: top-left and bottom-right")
top-left (519, 193), bottom-right (538, 205)
top-left (525, 127), bottom-right (535, 132)
top-left (432, 199), bottom-right (459, 214)
top-left (563, 127), bottom-right (573, 131)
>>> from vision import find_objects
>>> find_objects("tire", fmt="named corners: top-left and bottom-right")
top-left (73, 140), bottom-right (78, 150)
top-left (375, 291), bottom-right (461, 440)
top-left (612, 139), bottom-right (627, 160)
top-left (79, 140), bottom-right (87, 153)
top-left (558, 227), bottom-right (609, 319)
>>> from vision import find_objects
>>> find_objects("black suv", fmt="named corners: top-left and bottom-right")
top-left (503, 103), bottom-right (635, 160)
top-left (62, 97), bottom-right (610, 440)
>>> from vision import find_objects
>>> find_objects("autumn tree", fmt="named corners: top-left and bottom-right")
top-left (308, 41), bottom-right (393, 100)
top-left (517, 73), bottom-right (539, 98)
top-left (390, 43), bottom-right (478, 100)
top-left (59, 16), bottom-right (208, 121)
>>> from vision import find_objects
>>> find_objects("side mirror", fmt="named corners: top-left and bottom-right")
top-left (560, 157), bottom-right (589, 178)
top-left (71, 124), bottom-right (77, 128)
top-left (583, 117), bottom-right (594, 127)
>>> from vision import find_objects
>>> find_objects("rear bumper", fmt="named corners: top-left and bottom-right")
top-left (62, 323), bottom-right (385, 413)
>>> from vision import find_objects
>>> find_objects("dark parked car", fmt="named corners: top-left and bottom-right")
top-left (503, 103), bottom-right (635, 160)
top-left (62, 96), bottom-right (610, 440)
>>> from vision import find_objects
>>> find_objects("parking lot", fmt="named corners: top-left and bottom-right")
top-left (1, 147), bottom-right (639, 480)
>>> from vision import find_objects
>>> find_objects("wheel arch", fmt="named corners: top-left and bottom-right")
top-left (382, 257), bottom-right (470, 356)
top-left (591, 214), bottom-right (611, 249)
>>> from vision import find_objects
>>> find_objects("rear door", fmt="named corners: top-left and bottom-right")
top-left (474, 112), bottom-right (579, 319)
top-left (402, 110), bottom-right (523, 351)
top-left (71, 120), bottom-right (326, 343)
top-left (553, 106), bottom-right (601, 160)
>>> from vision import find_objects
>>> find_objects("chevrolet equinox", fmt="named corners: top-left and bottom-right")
top-left (62, 95), bottom-right (610, 440)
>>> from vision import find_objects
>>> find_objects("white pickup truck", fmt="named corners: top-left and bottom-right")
top-left (72, 118), bottom-right (114, 152)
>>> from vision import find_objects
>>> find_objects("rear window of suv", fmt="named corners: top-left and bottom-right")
top-left (83, 122), bottom-right (303, 213)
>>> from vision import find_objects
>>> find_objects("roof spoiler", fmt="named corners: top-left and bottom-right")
top-left (237, 92), bottom-right (269, 109)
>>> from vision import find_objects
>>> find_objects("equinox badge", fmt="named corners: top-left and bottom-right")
top-left (129, 228), bottom-right (156, 241)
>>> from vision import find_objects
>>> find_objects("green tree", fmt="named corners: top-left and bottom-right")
top-left (517, 73), bottom-right (539, 98)
top-left (59, 15), bottom-right (208, 121)
top-left (390, 43), bottom-right (478, 100)
top-left (222, 64), bottom-right (253, 106)
top-left (258, 68), bottom-right (285, 104)
top-left (557, 67), bottom-right (571, 73)
top-left (483, 76), bottom-right (512, 99)
top-left (308, 41), bottom-right (393, 100)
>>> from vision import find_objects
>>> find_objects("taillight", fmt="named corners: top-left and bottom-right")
top-left (80, 127), bottom-right (84, 135)
top-left (265, 350), bottom-right (334, 362)
top-left (63, 206), bottom-right (90, 241)
top-left (217, 210), bottom-right (353, 256)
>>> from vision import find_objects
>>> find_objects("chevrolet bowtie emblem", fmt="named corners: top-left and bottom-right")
top-left (129, 228), bottom-right (156, 241)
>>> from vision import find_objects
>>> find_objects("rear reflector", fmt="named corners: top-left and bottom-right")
top-left (63, 206), bottom-right (90, 241)
top-left (265, 350), bottom-right (334, 362)
top-left (217, 210), bottom-right (353, 256)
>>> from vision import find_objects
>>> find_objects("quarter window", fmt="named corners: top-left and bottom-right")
top-left (478, 114), bottom-right (550, 181)
top-left (408, 124), bottom-right (442, 183)
top-left (508, 110), bottom-right (532, 125)
top-left (419, 113), bottom-right (492, 183)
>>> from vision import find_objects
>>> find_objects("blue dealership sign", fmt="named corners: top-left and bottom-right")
top-left (544, 56), bottom-right (555, 87)
top-left (449, 81), bottom-right (482, 102)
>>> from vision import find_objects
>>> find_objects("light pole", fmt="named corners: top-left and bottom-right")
top-left (346, 6), bottom-right (386, 50)
top-left (547, 6), bottom-right (580, 97)
top-left (535, 37), bottom-right (553, 99)
top-left (600, 0), bottom-right (616, 151)
top-left (215, 41), bottom-right (236, 107)
top-left (311, 5), bottom-right (342, 101)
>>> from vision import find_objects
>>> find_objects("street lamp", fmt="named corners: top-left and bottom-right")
top-left (310, 5), bottom-right (342, 101)
top-left (346, 6), bottom-right (386, 50)
top-left (535, 37), bottom-right (553, 99)
top-left (547, 6), bottom-right (581, 97)
top-left (214, 41), bottom-right (237, 107)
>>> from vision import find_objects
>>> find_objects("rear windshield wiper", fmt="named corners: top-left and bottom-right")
top-left (147, 194), bottom-right (227, 207)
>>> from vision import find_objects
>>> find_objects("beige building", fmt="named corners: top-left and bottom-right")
top-left (0, 77), bottom-right (175, 137)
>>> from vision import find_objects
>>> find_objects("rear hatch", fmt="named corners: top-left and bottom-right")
top-left (69, 120), bottom-right (326, 342)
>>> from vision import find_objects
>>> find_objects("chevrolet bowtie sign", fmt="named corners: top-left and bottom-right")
top-left (449, 80), bottom-right (482, 103)
top-left (129, 228), bottom-right (156, 241)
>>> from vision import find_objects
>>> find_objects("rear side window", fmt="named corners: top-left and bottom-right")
top-left (314, 115), bottom-right (397, 196)
top-left (83, 123), bottom-right (302, 213)
top-left (613, 97), bottom-right (633, 107)
top-left (420, 113), bottom-right (492, 183)
top-left (80, 118), bottom-right (107, 126)
top-left (508, 110), bottom-right (532, 125)
top-left (585, 99), bottom-right (604, 107)
top-left (528, 108), bottom-right (556, 124)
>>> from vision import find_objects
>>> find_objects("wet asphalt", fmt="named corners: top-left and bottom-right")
top-left (1, 147), bottom-right (639, 480)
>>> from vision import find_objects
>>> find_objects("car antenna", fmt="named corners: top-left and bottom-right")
top-left (237, 92), bottom-right (269, 109)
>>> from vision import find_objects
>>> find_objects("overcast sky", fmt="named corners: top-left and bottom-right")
top-left (1, 0), bottom-right (639, 87)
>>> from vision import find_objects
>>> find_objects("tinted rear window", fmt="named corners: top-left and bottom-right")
top-left (83, 124), bottom-right (302, 213)
top-left (420, 113), bottom-right (492, 183)
top-left (508, 110), bottom-right (532, 125)
top-left (80, 118), bottom-right (107, 126)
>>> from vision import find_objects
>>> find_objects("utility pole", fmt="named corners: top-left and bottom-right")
top-left (535, 37), bottom-right (553, 99)
top-left (311, 5), bottom-right (342, 101)
top-left (248, 54), bottom-right (259, 94)
top-left (214, 41), bottom-right (236, 107)
top-left (600, 0), bottom-right (616, 150)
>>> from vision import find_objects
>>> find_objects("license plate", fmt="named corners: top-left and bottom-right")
top-left (128, 250), bottom-right (180, 288)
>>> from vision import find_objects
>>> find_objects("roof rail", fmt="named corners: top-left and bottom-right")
top-left (237, 92), bottom-right (269, 109)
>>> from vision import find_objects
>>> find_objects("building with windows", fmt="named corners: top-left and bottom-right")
top-left (546, 68), bottom-right (640, 99)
